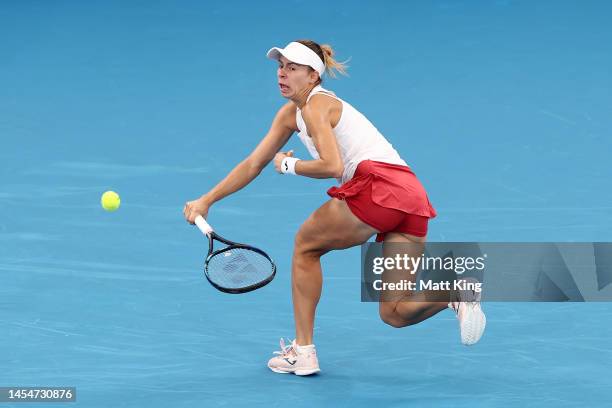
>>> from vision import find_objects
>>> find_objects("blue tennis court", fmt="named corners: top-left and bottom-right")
top-left (2, 1), bottom-right (611, 406)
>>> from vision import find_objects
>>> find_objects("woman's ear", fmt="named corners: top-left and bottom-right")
top-left (309, 71), bottom-right (320, 84)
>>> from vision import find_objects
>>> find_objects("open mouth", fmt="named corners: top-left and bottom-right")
top-left (279, 84), bottom-right (289, 91)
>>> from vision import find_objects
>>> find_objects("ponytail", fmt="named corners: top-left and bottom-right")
top-left (319, 43), bottom-right (350, 79)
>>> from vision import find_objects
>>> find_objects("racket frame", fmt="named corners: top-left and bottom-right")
top-left (195, 215), bottom-right (276, 294)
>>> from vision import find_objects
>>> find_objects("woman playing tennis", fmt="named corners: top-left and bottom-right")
top-left (183, 39), bottom-right (486, 376)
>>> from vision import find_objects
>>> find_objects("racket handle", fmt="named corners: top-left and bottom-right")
top-left (194, 215), bottom-right (214, 236)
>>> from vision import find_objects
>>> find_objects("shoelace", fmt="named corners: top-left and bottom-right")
top-left (273, 338), bottom-right (297, 358)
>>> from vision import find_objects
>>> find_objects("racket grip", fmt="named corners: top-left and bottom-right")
top-left (194, 215), bottom-right (214, 236)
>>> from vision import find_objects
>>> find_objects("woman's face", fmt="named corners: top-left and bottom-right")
top-left (277, 55), bottom-right (317, 98)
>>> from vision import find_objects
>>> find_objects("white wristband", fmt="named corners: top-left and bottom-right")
top-left (281, 157), bottom-right (300, 175)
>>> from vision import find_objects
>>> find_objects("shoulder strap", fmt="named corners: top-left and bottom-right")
top-left (307, 86), bottom-right (341, 103)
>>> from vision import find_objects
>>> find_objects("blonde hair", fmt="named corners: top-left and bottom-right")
top-left (296, 39), bottom-right (350, 81)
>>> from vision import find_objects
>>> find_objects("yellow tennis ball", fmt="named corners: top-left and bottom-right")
top-left (101, 191), bottom-right (121, 212)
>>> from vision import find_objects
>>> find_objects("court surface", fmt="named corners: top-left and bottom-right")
top-left (1, 1), bottom-right (611, 407)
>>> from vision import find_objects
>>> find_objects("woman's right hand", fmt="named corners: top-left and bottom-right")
top-left (273, 149), bottom-right (294, 174)
top-left (183, 196), bottom-right (212, 225)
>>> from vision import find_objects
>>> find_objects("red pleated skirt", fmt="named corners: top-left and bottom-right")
top-left (327, 160), bottom-right (437, 242)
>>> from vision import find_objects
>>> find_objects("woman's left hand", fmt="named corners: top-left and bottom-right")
top-left (273, 150), bottom-right (294, 173)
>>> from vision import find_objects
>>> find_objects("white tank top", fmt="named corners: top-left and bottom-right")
top-left (295, 84), bottom-right (407, 184)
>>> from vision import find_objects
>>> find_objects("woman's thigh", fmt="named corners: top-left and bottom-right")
top-left (378, 232), bottom-right (426, 305)
top-left (295, 198), bottom-right (379, 254)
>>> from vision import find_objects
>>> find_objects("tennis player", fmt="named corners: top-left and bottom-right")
top-left (183, 39), bottom-right (486, 376)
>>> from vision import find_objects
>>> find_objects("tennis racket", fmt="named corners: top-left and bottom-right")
top-left (194, 215), bottom-right (276, 294)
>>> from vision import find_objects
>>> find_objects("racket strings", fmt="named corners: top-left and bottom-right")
top-left (207, 247), bottom-right (274, 289)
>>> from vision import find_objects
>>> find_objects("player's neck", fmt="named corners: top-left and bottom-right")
top-left (292, 84), bottom-right (319, 109)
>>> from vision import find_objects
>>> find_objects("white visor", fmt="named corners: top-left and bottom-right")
top-left (266, 41), bottom-right (325, 77)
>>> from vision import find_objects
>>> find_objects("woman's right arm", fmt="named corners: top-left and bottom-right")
top-left (183, 102), bottom-right (297, 223)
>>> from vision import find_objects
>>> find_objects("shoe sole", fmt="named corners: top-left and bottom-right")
top-left (295, 368), bottom-right (320, 376)
top-left (461, 304), bottom-right (486, 346)
top-left (268, 366), bottom-right (321, 376)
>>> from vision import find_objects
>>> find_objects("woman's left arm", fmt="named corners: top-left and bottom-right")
top-left (274, 95), bottom-right (344, 179)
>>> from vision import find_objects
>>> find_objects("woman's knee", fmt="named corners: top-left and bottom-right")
top-left (294, 222), bottom-right (328, 258)
top-left (379, 303), bottom-right (415, 328)
top-left (291, 230), bottom-right (325, 281)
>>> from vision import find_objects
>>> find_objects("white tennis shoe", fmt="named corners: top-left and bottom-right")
top-left (267, 338), bottom-right (320, 376)
top-left (449, 277), bottom-right (486, 345)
